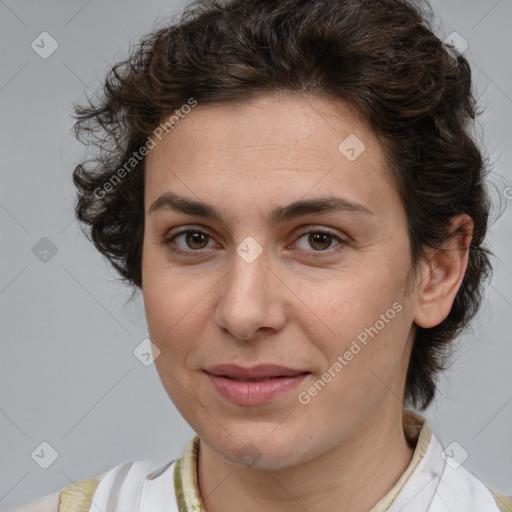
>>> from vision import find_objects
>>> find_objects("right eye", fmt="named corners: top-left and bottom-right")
top-left (164, 229), bottom-right (220, 256)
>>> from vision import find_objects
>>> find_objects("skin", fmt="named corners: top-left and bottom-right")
top-left (142, 91), bottom-right (472, 512)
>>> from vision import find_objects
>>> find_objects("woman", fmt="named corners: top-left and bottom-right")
top-left (14, 0), bottom-right (511, 510)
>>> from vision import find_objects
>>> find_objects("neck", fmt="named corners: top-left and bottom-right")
top-left (197, 403), bottom-right (415, 512)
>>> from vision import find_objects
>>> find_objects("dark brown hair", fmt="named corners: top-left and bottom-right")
top-left (72, 0), bottom-right (493, 410)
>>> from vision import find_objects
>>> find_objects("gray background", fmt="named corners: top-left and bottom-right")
top-left (1, 0), bottom-right (511, 509)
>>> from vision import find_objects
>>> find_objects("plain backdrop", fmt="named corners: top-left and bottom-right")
top-left (1, 0), bottom-right (511, 509)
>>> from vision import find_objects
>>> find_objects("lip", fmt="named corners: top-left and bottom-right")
top-left (205, 364), bottom-right (309, 406)
top-left (205, 364), bottom-right (308, 379)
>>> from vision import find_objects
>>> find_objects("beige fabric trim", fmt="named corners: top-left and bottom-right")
top-left (58, 476), bottom-right (102, 512)
top-left (369, 409), bottom-right (431, 511)
top-left (174, 436), bottom-right (204, 512)
top-left (488, 486), bottom-right (512, 512)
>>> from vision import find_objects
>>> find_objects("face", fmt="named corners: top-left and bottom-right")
top-left (142, 92), bottom-right (421, 470)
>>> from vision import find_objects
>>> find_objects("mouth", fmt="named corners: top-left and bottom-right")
top-left (204, 364), bottom-right (310, 405)
top-left (205, 363), bottom-right (309, 380)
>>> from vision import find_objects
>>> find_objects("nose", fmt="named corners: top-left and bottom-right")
top-left (214, 247), bottom-right (287, 341)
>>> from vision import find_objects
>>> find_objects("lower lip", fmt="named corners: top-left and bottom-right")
top-left (207, 373), bottom-right (309, 406)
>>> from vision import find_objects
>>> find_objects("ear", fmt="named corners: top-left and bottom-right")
top-left (413, 214), bottom-right (473, 329)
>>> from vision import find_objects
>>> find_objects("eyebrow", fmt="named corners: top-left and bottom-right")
top-left (148, 191), bottom-right (374, 225)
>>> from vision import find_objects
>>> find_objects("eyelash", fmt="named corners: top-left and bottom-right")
top-left (162, 227), bottom-right (346, 258)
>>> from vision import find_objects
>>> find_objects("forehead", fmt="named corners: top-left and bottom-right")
top-left (144, 92), bottom-right (396, 215)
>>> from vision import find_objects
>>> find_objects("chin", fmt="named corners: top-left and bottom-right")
top-left (199, 423), bottom-right (311, 471)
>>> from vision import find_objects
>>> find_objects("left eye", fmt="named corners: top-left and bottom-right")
top-left (295, 231), bottom-right (344, 251)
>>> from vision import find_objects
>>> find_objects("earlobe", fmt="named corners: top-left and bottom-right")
top-left (413, 214), bottom-right (473, 329)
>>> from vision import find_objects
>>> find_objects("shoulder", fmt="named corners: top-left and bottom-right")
top-left (7, 458), bottom-right (161, 512)
top-left (8, 473), bottom-right (105, 512)
top-left (400, 421), bottom-right (511, 512)
top-left (56, 458), bottom-right (174, 511)
top-left (434, 457), bottom-right (512, 512)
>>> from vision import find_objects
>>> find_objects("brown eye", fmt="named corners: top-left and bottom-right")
top-left (184, 231), bottom-right (210, 249)
top-left (295, 230), bottom-right (344, 252)
top-left (165, 229), bottom-right (217, 255)
top-left (308, 232), bottom-right (332, 250)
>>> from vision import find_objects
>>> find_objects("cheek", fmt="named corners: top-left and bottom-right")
top-left (144, 281), bottom-right (201, 348)
top-left (317, 268), bottom-right (406, 339)
top-left (142, 253), bottom-right (195, 351)
top-left (142, 272), bottom-right (206, 412)
top-left (304, 264), bottom-right (412, 387)
top-left (142, 263), bottom-right (220, 370)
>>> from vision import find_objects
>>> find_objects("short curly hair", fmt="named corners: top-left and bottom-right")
top-left (72, 0), bottom-right (493, 410)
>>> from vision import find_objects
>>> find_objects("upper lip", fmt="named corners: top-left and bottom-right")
top-left (205, 364), bottom-right (309, 379)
